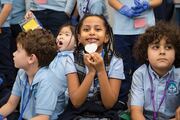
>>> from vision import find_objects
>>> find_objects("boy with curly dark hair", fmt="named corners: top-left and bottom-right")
top-left (130, 21), bottom-right (180, 120)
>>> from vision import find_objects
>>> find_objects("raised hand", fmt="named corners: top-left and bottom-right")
top-left (83, 53), bottom-right (96, 73)
top-left (118, 5), bottom-right (140, 18)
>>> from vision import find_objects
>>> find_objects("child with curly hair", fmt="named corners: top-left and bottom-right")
top-left (130, 21), bottom-right (180, 120)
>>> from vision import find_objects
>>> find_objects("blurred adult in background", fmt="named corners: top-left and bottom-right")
top-left (108, 0), bottom-right (162, 110)
top-left (25, 0), bottom-right (76, 36)
top-left (154, 0), bottom-right (174, 21)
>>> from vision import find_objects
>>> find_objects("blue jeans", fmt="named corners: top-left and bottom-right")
top-left (33, 10), bottom-right (70, 37)
top-left (113, 35), bottom-right (140, 103)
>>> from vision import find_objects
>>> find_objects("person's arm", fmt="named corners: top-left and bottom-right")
top-left (175, 106), bottom-right (180, 120)
top-left (131, 106), bottom-right (145, 120)
top-left (31, 115), bottom-right (49, 120)
top-left (130, 66), bottom-right (146, 120)
top-left (108, 0), bottom-right (123, 10)
top-left (0, 95), bottom-right (20, 118)
top-left (108, 0), bottom-right (140, 18)
top-left (149, 0), bottom-right (162, 8)
top-left (90, 53), bottom-right (121, 109)
top-left (0, 3), bottom-right (12, 27)
top-left (66, 53), bottom-right (96, 108)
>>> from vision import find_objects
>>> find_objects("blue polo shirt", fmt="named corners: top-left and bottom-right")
top-left (12, 67), bottom-right (63, 120)
top-left (131, 64), bottom-right (180, 119)
top-left (77, 0), bottom-right (108, 19)
top-left (0, 0), bottom-right (13, 27)
top-left (49, 51), bottom-right (76, 111)
top-left (85, 55), bottom-right (125, 98)
top-left (112, 0), bottom-right (155, 35)
top-left (10, 0), bottom-right (25, 24)
top-left (29, 0), bottom-right (75, 15)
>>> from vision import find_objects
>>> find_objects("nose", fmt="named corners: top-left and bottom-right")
top-left (89, 29), bottom-right (95, 35)
top-left (59, 35), bottom-right (63, 39)
top-left (13, 51), bottom-right (16, 57)
top-left (159, 46), bottom-right (165, 55)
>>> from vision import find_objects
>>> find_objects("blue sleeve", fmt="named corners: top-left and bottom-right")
top-left (130, 69), bottom-right (145, 107)
top-left (108, 56), bottom-right (125, 80)
top-left (64, 55), bottom-right (77, 75)
top-left (11, 70), bottom-right (23, 97)
top-left (35, 81), bottom-right (58, 115)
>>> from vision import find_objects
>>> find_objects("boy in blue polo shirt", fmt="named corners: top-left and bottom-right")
top-left (0, 29), bottom-right (63, 120)
top-left (130, 22), bottom-right (180, 120)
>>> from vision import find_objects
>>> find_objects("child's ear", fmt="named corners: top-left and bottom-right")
top-left (28, 54), bottom-right (37, 64)
top-left (104, 34), bottom-right (109, 43)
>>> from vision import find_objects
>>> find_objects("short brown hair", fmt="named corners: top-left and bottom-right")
top-left (17, 29), bottom-right (57, 67)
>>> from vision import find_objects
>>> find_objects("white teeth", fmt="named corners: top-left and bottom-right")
top-left (88, 38), bottom-right (97, 43)
top-left (85, 43), bottom-right (97, 53)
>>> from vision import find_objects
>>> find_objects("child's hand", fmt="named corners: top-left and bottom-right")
top-left (90, 52), bottom-right (105, 72)
top-left (24, 10), bottom-right (33, 20)
top-left (83, 53), bottom-right (95, 73)
top-left (175, 106), bottom-right (180, 120)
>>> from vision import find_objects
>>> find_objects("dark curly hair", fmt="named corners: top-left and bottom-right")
top-left (16, 29), bottom-right (57, 67)
top-left (133, 21), bottom-right (180, 67)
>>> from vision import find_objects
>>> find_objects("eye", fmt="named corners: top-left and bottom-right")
top-left (95, 28), bottom-right (102, 31)
top-left (82, 28), bottom-right (89, 32)
top-left (165, 44), bottom-right (173, 50)
top-left (58, 33), bottom-right (62, 36)
top-left (65, 33), bottom-right (70, 36)
top-left (151, 45), bottom-right (159, 50)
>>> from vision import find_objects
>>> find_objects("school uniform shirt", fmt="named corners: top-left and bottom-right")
top-left (29, 0), bottom-right (75, 15)
top-left (10, 0), bottom-right (25, 24)
top-left (112, 0), bottom-right (155, 35)
top-left (131, 64), bottom-right (180, 119)
top-left (85, 55), bottom-right (125, 98)
top-left (12, 67), bottom-right (63, 120)
top-left (77, 0), bottom-right (108, 19)
top-left (0, 0), bottom-right (13, 27)
top-left (49, 51), bottom-right (76, 112)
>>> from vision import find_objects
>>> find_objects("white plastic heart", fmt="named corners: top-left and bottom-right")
top-left (85, 43), bottom-right (98, 53)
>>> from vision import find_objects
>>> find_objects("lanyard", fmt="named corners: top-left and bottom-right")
top-left (83, 0), bottom-right (90, 14)
top-left (147, 69), bottom-right (171, 120)
top-left (18, 79), bottom-right (32, 120)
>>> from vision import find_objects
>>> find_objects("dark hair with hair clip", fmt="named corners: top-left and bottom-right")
top-left (75, 14), bottom-right (120, 64)
top-left (133, 21), bottom-right (180, 67)
top-left (17, 29), bottom-right (57, 67)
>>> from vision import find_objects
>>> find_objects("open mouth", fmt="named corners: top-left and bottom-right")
top-left (58, 41), bottom-right (63, 45)
top-left (87, 38), bottom-right (98, 43)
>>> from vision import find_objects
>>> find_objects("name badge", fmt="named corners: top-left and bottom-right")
top-left (35, 0), bottom-right (47, 4)
top-left (134, 17), bottom-right (147, 29)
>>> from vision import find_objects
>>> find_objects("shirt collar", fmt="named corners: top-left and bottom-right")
top-left (19, 67), bottom-right (48, 86)
top-left (148, 65), bottom-right (174, 80)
